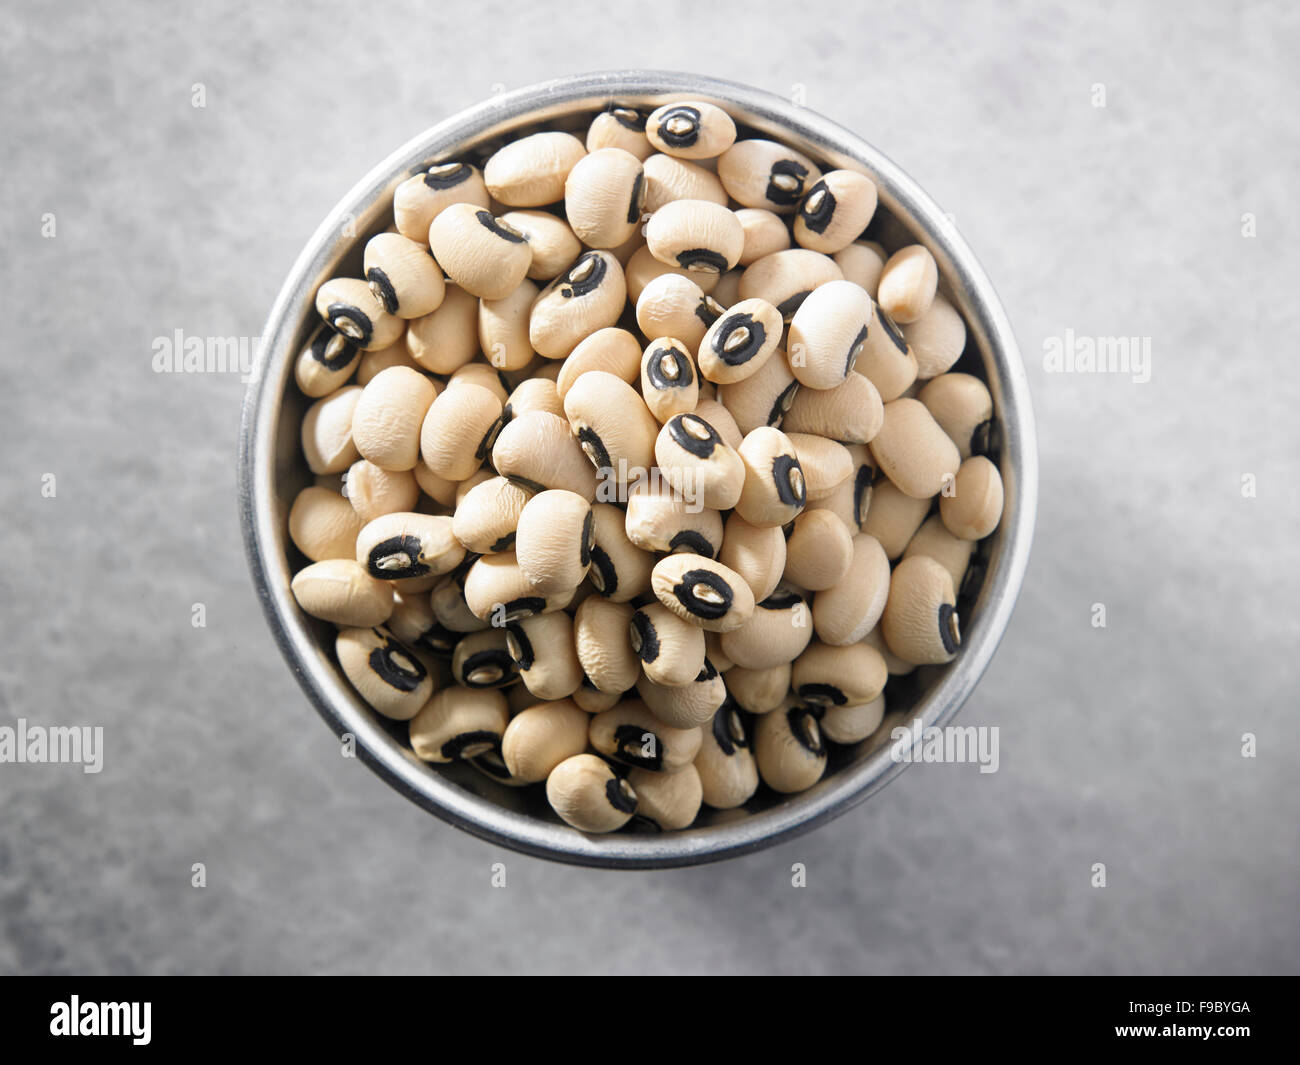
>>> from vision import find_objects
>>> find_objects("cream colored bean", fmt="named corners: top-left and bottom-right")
top-left (792, 639), bottom-right (886, 708)
top-left (363, 232), bottom-right (445, 319)
top-left (693, 398), bottom-right (743, 450)
top-left (694, 705), bottom-right (760, 809)
top-left (430, 574), bottom-right (490, 635)
top-left (783, 509), bottom-right (854, 591)
top-left (715, 350), bottom-right (800, 436)
top-left (564, 147), bottom-right (645, 249)
top-left (503, 376), bottom-right (564, 422)
top-left (554, 326), bottom-right (642, 400)
top-left (343, 460), bottom-right (419, 524)
top-left (413, 463), bottom-right (459, 508)
top-left (529, 251), bottom-right (627, 358)
top-left (645, 100), bottom-right (735, 159)
top-left (724, 662), bottom-right (790, 714)
top-left (903, 514), bottom-right (975, 594)
top-left (447, 362), bottom-right (509, 404)
top-left (301, 385), bottom-right (362, 474)
top-left (717, 139), bottom-right (821, 214)
top-left (355, 512), bottom-right (464, 581)
top-left (902, 294), bottom-right (966, 378)
top-left (478, 279), bottom-right (540, 372)
top-left (483, 130), bottom-right (587, 206)
top-left (877, 244), bottom-right (939, 324)
top-left (573, 596), bottom-right (640, 693)
top-left (418, 382), bottom-right (503, 482)
top-left (564, 370), bottom-right (659, 482)
top-left (655, 412), bottom-right (746, 511)
top-left (629, 603), bottom-right (707, 688)
top-left (735, 426), bottom-right (805, 527)
top-left (624, 244), bottom-right (721, 302)
top-left (390, 588), bottom-right (455, 656)
top-left (736, 208), bottom-right (792, 267)
top-left (641, 152), bottom-right (728, 212)
top-left (492, 410), bottom-right (598, 499)
top-left (452, 476), bottom-right (529, 554)
top-left (793, 170), bottom-right (878, 255)
top-left (589, 699), bottom-right (703, 771)
top-left (738, 248), bottom-right (842, 320)
top-left (855, 303), bottom-right (918, 401)
top-left (697, 297), bottom-right (783, 386)
top-left (624, 479), bottom-right (724, 557)
top-left (719, 585), bottom-right (813, 669)
top-left (427, 203), bottom-right (532, 300)
top-left (782, 370), bottom-right (883, 444)
top-left (501, 699), bottom-right (590, 782)
top-left (402, 286), bottom-right (475, 374)
top-left (786, 432), bottom-right (852, 502)
top-left (336, 626), bottom-right (433, 720)
top-left (811, 531), bottom-right (890, 645)
top-left (754, 704), bottom-right (827, 793)
top-left (514, 489), bottom-right (593, 596)
top-left (506, 611), bottom-right (584, 700)
top-left (315, 276), bottom-right (404, 350)
top-left (940, 455), bottom-right (1004, 540)
top-left (572, 683), bottom-right (622, 714)
top-left (635, 272), bottom-right (719, 350)
top-left (291, 559), bottom-right (393, 628)
top-left (462, 551), bottom-right (561, 623)
top-left (546, 753), bottom-right (637, 832)
top-left (651, 553), bottom-right (755, 633)
top-left (498, 210), bottom-right (583, 282)
top-left (645, 199), bottom-right (744, 278)
top-left (636, 658), bottom-right (726, 729)
top-left (881, 555), bottom-right (960, 665)
top-left (862, 624), bottom-right (915, 676)
top-left (869, 398), bottom-right (960, 500)
top-left (719, 512), bottom-right (786, 602)
top-left (833, 241), bottom-right (886, 298)
top-left (861, 477), bottom-right (929, 559)
top-left (289, 485), bottom-right (364, 562)
top-left (641, 338), bottom-right (699, 423)
top-left (918, 372), bottom-right (994, 460)
top-left (586, 106), bottom-right (654, 161)
top-left (627, 764), bottom-right (702, 829)
top-left (351, 366), bottom-right (437, 472)
top-left (787, 279), bottom-right (874, 389)
top-left (586, 502), bottom-right (655, 601)
top-left (820, 694), bottom-right (886, 745)
top-left (451, 628), bottom-right (518, 689)
top-left (393, 162), bottom-right (490, 244)
top-left (410, 685), bottom-right (509, 762)
top-left (295, 327), bottom-right (360, 398)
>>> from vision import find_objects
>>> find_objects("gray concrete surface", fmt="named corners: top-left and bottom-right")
top-left (1, 0), bottom-right (1297, 974)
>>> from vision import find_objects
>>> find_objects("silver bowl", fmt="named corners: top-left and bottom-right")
top-left (238, 71), bottom-right (1037, 868)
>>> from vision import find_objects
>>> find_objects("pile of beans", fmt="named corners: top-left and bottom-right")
top-left (287, 99), bottom-right (1004, 834)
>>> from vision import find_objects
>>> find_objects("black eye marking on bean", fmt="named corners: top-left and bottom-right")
top-left (694, 297), bottom-right (722, 327)
top-left (420, 621), bottom-right (459, 656)
top-left (668, 529), bottom-right (715, 558)
top-left (502, 596), bottom-right (547, 621)
top-left (959, 563), bottom-right (984, 603)
top-left (628, 814), bottom-right (663, 833)
top-left (505, 622), bottom-right (535, 669)
top-left (971, 418), bottom-right (1000, 458)
top-left (776, 290), bottom-right (812, 320)
top-left (368, 634), bottom-right (428, 692)
top-left (630, 611), bottom-right (660, 662)
top-left (575, 425), bottom-right (612, 471)
top-left (489, 531), bottom-right (516, 552)
top-left (714, 703), bottom-right (749, 755)
top-left (844, 323), bottom-right (869, 375)
top-left (499, 403), bottom-right (515, 426)
top-left (797, 682), bottom-right (846, 707)
top-left (459, 649), bottom-right (515, 687)
top-left (877, 307), bottom-right (908, 354)
top-left (579, 510), bottom-right (594, 567)
top-left (711, 313), bottom-right (767, 366)
top-left (674, 248), bottom-right (729, 274)
top-left (605, 775), bottom-right (639, 813)
top-left (654, 105), bottom-right (702, 149)
top-left (938, 603), bottom-right (961, 654)
top-left (365, 267), bottom-right (399, 314)
top-left (476, 415), bottom-right (504, 460)
top-left (423, 162), bottom-right (471, 189)
top-left (367, 535), bottom-right (429, 579)
top-left (853, 464), bottom-right (875, 525)
top-left (613, 725), bottom-right (664, 770)
top-left (470, 749), bottom-right (513, 780)
top-left (311, 329), bottom-right (358, 371)
top-left (674, 569), bottom-right (733, 620)
top-left (588, 544), bottom-right (618, 595)
top-left (789, 707), bottom-right (826, 755)
top-left (759, 588), bottom-right (803, 611)
top-left (504, 473), bottom-right (547, 494)
top-left (561, 252), bottom-right (607, 298)
top-left (627, 170), bottom-right (645, 225)
top-left (646, 343), bottom-right (693, 391)
top-left (772, 454), bottom-right (805, 506)
top-left (325, 302), bottom-right (373, 345)
top-left (441, 730), bottom-right (500, 761)
top-left (766, 159), bottom-right (809, 206)
top-left (476, 209), bottom-right (527, 243)
top-left (667, 414), bottom-right (721, 458)
top-left (697, 658), bottom-right (719, 683)
top-left (798, 180), bottom-right (836, 234)
top-left (609, 106), bottom-right (647, 131)
top-left (766, 381), bottom-right (800, 426)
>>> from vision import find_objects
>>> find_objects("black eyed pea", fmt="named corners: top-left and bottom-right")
top-left (738, 248), bottom-right (843, 321)
top-left (712, 268), bottom-right (743, 310)
top-left (314, 277), bottom-right (404, 350)
top-left (717, 139), bottom-right (822, 214)
top-left (573, 681), bottom-right (622, 714)
top-left (862, 624), bottom-right (915, 676)
top-left (792, 639), bottom-right (887, 708)
top-left (492, 410), bottom-right (598, 499)
top-left (819, 693), bottom-right (887, 745)
top-left (301, 385), bottom-right (362, 474)
top-left (694, 704), bottom-right (760, 809)
top-left (555, 326), bottom-right (643, 401)
top-left (418, 382), bottom-right (504, 483)
top-left (629, 603), bottom-right (707, 689)
top-left (735, 208), bottom-right (792, 267)
top-left (503, 376), bottom-right (565, 423)
top-left (735, 427), bottom-right (806, 527)
top-left (623, 479), bottom-right (724, 558)
top-left (793, 170), bottom-right (879, 255)
top-left (498, 210), bottom-right (583, 282)
top-left (655, 412), bottom-right (746, 512)
top-left (715, 352), bottom-right (800, 436)
top-left (363, 232), bottom-right (445, 319)
top-left (833, 241), bottom-right (887, 298)
top-left (693, 398), bottom-right (743, 450)
top-left (505, 611), bottom-right (584, 700)
top-left (586, 106), bottom-right (654, 161)
top-left (343, 460), bottom-right (420, 524)
top-left (451, 628), bottom-right (519, 689)
top-left (719, 512), bottom-right (787, 603)
top-left (409, 685), bottom-right (510, 762)
top-left (500, 699), bottom-right (590, 782)
top-left (336, 626), bottom-right (434, 720)
top-left (854, 302), bottom-right (918, 401)
top-left (650, 553), bottom-right (755, 634)
top-left (635, 272), bottom-right (719, 350)
top-left (514, 489), bottom-right (593, 596)
top-left (452, 475), bottom-right (531, 554)
top-left (564, 370), bottom-right (660, 479)
top-left (588, 699), bottom-right (704, 771)
top-left (295, 327), bottom-right (360, 398)
top-left (783, 509), bottom-right (854, 591)
top-left (645, 199), bottom-right (745, 278)
top-left (811, 532), bottom-right (891, 645)
top-left (787, 279), bottom-right (875, 390)
top-left (869, 398), bottom-right (961, 500)
top-left (918, 372), bottom-right (995, 461)
top-left (645, 100), bottom-right (736, 160)
top-left (902, 294), bottom-right (967, 379)
top-left (799, 443), bottom-right (873, 537)
top-left (564, 147), bottom-right (645, 249)
top-left (406, 285), bottom-right (479, 374)
top-left (640, 152), bottom-right (729, 212)
top-left (479, 279), bottom-right (541, 372)
top-left (430, 574), bottom-right (490, 634)
top-left (627, 764), bottom-right (704, 830)
top-left (641, 338), bottom-right (700, 423)
top-left (351, 366), bottom-right (438, 472)
top-left (876, 244), bottom-right (939, 325)
top-left (940, 456), bottom-right (1004, 541)
top-left (427, 203), bottom-right (532, 301)
top-left (462, 551), bottom-right (564, 624)
top-left (719, 585), bottom-right (814, 670)
top-left (483, 130), bottom-right (587, 207)
top-left (289, 485), bottom-right (365, 562)
top-left (724, 662), bottom-right (791, 715)
top-left (447, 362), bottom-right (510, 404)
top-left (546, 753), bottom-right (638, 833)
top-left (291, 559), bottom-right (394, 628)
top-left (903, 514), bottom-right (975, 594)
top-left (881, 555), bottom-right (960, 665)
top-left (635, 657), bottom-right (727, 730)
top-left (573, 596), bottom-right (641, 693)
top-left (625, 244), bottom-right (721, 303)
top-left (529, 251), bottom-right (627, 359)
top-left (753, 704), bottom-right (827, 794)
top-left (861, 476), bottom-right (930, 559)
top-left (355, 512), bottom-right (465, 582)
top-left (587, 502), bottom-right (655, 602)
top-left (390, 588), bottom-right (460, 656)
top-left (393, 162), bottom-right (490, 245)
top-left (697, 297), bottom-right (784, 386)
top-left (782, 371), bottom-right (884, 445)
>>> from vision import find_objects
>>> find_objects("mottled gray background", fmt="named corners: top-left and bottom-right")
top-left (1, 0), bottom-right (1296, 975)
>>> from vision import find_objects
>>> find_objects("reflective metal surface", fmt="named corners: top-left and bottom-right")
top-left (238, 71), bottom-right (1038, 868)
